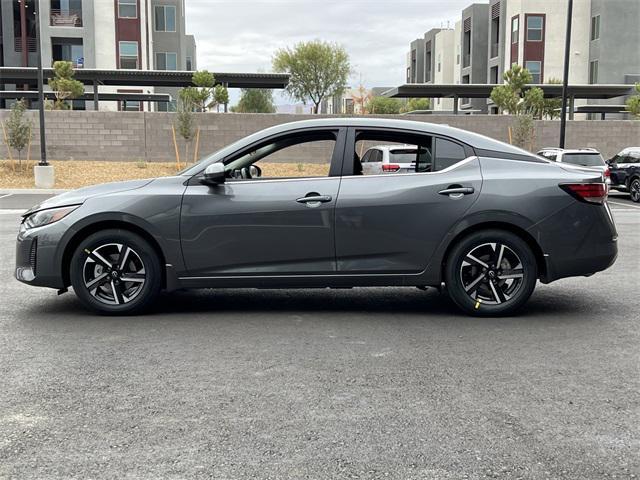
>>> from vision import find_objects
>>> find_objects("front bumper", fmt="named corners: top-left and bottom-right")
top-left (15, 222), bottom-right (66, 289)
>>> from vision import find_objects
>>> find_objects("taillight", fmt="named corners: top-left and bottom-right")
top-left (604, 168), bottom-right (610, 178)
top-left (560, 183), bottom-right (608, 204)
top-left (382, 164), bottom-right (400, 172)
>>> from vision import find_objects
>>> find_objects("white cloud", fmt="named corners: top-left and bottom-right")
top-left (185, 0), bottom-right (480, 104)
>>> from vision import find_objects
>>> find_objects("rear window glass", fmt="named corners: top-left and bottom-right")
top-left (389, 149), bottom-right (418, 163)
top-left (563, 153), bottom-right (604, 167)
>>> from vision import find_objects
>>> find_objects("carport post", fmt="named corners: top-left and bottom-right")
top-left (453, 95), bottom-right (458, 115)
top-left (569, 95), bottom-right (575, 120)
top-left (559, 0), bottom-right (573, 148)
top-left (93, 79), bottom-right (99, 111)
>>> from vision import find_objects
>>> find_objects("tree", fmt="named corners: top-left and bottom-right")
top-left (174, 97), bottom-right (195, 165)
top-left (367, 96), bottom-right (402, 114)
top-left (212, 84), bottom-right (230, 112)
top-left (181, 70), bottom-right (216, 112)
top-left (231, 89), bottom-right (276, 113)
top-left (542, 78), bottom-right (562, 120)
top-left (401, 98), bottom-right (431, 113)
top-left (5, 99), bottom-right (32, 169)
top-left (47, 61), bottom-right (84, 110)
top-left (626, 83), bottom-right (640, 119)
top-left (273, 40), bottom-right (350, 114)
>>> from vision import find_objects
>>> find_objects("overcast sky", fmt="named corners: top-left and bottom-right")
top-left (184, 0), bottom-right (480, 105)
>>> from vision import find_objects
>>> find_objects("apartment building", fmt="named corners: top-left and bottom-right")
top-left (405, 0), bottom-right (640, 116)
top-left (0, 0), bottom-right (197, 111)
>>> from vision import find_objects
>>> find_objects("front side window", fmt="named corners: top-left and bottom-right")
top-left (222, 130), bottom-right (337, 180)
top-left (526, 15), bottom-right (543, 41)
top-left (119, 41), bottom-right (138, 69)
top-left (156, 52), bottom-right (177, 70)
top-left (155, 5), bottom-right (176, 32)
top-left (525, 61), bottom-right (541, 83)
top-left (118, 0), bottom-right (137, 18)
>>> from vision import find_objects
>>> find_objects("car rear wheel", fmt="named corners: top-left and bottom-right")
top-left (444, 229), bottom-right (537, 316)
top-left (630, 178), bottom-right (640, 203)
top-left (70, 229), bottom-right (161, 315)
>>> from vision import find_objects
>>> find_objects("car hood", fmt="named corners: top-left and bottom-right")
top-left (24, 178), bottom-right (155, 215)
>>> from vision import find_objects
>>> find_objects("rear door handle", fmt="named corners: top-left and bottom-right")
top-left (296, 194), bottom-right (333, 204)
top-left (438, 186), bottom-right (475, 197)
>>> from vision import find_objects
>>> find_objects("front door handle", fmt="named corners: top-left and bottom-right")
top-left (296, 194), bottom-right (333, 204)
top-left (438, 186), bottom-right (475, 197)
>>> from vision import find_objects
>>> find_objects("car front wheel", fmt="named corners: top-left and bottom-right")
top-left (70, 229), bottom-right (161, 315)
top-left (444, 229), bottom-right (538, 316)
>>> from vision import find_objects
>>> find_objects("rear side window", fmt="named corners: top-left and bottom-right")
top-left (626, 153), bottom-right (640, 164)
top-left (539, 151), bottom-right (558, 161)
top-left (562, 153), bottom-right (604, 167)
top-left (434, 138), bottom-right (468, 171)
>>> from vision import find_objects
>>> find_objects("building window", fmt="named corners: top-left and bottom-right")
top-left (525, 61), bottom-right (541, 83)
top-left (186, 56), bottom-right (193, 70)
top-left (157, 100), bottom-right (177, 112)
top-left (526, 15), bottom-right (543, 41)
top-left (155, 5), bottom-right (176, 32)
top-left (119, 41), bottom-right (139, 69)
top-left (589, 60), bottom-right (599, 84)
top-left (437, 53), bottom-right (441, 73)
top-left (118, 0), bottom-right (137, 19)
top-left (511, 16), bottom-right (519, 44)
top-left (155, 52), bottom-right (177, 70)
top-left (591, 15), bottom-right (600, 41)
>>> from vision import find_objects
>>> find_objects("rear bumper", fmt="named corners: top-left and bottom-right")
top-left (534, 201), bottom-right (618, 283)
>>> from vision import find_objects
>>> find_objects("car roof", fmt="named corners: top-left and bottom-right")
top-left (538, 147), bottom-right (600, 154)
top-left (258, 118), bottom-right (539, 158)
top-left (620, 147), bottom-right (640, 154)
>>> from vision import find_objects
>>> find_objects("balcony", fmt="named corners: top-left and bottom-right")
top-left (491, 43), bottom-right (499, 58)
top-left (14, 37), bottom-right (37, 53)
top-left (50, 9), bottom-right (83, 27)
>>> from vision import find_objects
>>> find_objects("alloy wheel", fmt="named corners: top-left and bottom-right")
top-left (631, 179), bottom-right (640, 203)
top-left (82, 243), bottom-right (146, 305)
top-left (459, 242), bottom-right (524, 306)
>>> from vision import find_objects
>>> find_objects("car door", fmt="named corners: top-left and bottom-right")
top-left (609, 153), bottom-right (630, 186)
top-left (335, 127), bottom-right (482, 274)
top-left (180, 128), bottom-right (345, 276)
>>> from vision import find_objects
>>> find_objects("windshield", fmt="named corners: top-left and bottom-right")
top-left (563, 153), bottom-right (605, 167)
top-left (389, 150), bottom-right (418, 163)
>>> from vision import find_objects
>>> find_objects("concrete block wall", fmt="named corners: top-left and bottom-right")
top-left (0, 111), bottom-right (638, 162)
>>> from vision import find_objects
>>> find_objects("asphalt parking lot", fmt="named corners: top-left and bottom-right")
top-left (1, 192), bottom-right (639, 479)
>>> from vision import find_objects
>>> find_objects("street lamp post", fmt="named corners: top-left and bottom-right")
top-left (559, 0), bottom-right (573, 149)
top-left (34, 0), bottom-right (48, 166)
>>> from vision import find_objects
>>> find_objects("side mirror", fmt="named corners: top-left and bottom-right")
top-left (202, 163), bottom-right (225, 185)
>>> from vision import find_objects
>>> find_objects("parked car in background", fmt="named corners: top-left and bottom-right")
top-left (361, 144), bottom-right (430, 174)
top-left (607, 147), bottom-right (640, 202)
top-left (16, 118), bottom-right (617, 317)
top-left (537, 148), bottom-right (610, 184)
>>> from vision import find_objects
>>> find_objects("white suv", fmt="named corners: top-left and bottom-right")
top-left (361, 145), bottom-right (425, 175)
top-left (537, 147), bottom-right (610, 183)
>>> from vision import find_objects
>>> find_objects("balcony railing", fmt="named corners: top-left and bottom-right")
top-left (490, 43), bottom-right (499, 58)
top-left (14, 37), bottom-right (37, 53)
top-left (50, 9), bottom-right (83, 27)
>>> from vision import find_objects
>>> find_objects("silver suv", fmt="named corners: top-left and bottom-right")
top-left (361, 145), bottom-right (425, 174)
top-left (537, 147), bottom-right (610, 183)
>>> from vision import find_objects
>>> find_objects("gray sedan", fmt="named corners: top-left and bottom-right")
top-left (15, 118), bottom-right (617, 316)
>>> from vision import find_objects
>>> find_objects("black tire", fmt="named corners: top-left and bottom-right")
top-left (444, 229), bottom-right (537, 316)
top-left (629, 177), bottom-right (640, 203)
top-left (70, 229), bottom-right (161, 315)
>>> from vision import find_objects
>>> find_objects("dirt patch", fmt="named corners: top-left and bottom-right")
top-left (0, 160), bottom-right (330, 189)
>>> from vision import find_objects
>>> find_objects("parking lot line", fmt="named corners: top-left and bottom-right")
top-left (609, 201), bottom-right (640, 210)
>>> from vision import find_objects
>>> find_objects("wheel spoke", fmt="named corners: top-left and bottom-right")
top-left (85, 249), bottom-right (113, 269)
top-left (495, 244), bottom-right (505, 267)
top-left (489, 280), bottom-right (507, 304)
top-left (464, 273), bottom-right (485, 293)
top-left (117, 246), bottom-right (131, 270)
top-left (498, 268), bottom-right (524, 280)
top-left (464, 253), bottom-right (489, 269)
top-left (120, 273), bottom-right (145, 283)
top-left (86, 272), bottom-right (109, 290)
top-left (111, 280), bottom-right (124, 305)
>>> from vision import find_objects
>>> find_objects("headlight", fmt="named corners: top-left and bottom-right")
top-left (23, 205), bottom-right (79, 229)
